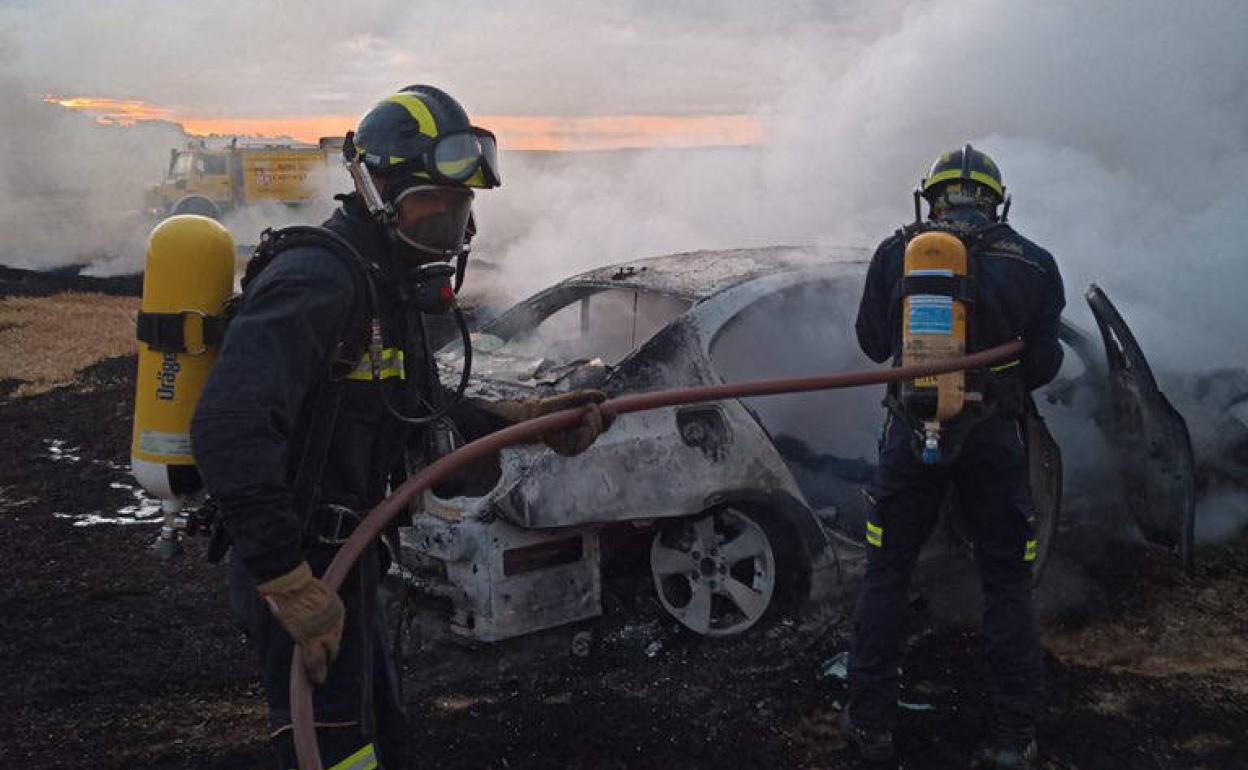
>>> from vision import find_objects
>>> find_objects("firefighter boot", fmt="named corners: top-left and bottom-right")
top-left (839, 708), bottom-right (895, 763)
top-left (981, 737), bottom-right (1038, 769)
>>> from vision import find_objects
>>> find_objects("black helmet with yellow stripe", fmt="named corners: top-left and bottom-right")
top-left (919, 143), bottom-right (1005, 221)
top-left (345, 86), bottom-right (499, 261)
top-left (352, 85), bottom-right (500, 190)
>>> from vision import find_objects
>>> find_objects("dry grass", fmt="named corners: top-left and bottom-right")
top-left (0, 292), bottom-right (138, 398)
top-left (1043, 570), bottom-right (1248, 684)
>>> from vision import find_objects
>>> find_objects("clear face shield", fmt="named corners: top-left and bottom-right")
top-left (391, 184), bottom-right (474, 260)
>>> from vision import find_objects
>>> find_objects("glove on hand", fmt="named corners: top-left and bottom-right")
top-left (486, 390), bottom-right (614, 456)
top-left (534, 390), bottom-right (615, 456)
top-left (258, 561), bottom-right (345, 685)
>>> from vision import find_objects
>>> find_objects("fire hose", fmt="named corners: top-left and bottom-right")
top-left (291, 338), bottom-right (1024, 769)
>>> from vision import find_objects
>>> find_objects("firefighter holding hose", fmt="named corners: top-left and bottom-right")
top-left (842, 145), bottom-right (1066, 768)
top-left (190, 86), bottom-right (608, 770)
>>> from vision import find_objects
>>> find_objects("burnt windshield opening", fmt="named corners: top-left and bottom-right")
top-left (443, 286), bottom-right (691, 390)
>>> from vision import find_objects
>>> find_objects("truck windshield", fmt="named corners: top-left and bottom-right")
top-left (201, 155), bottom-right (227, 175)
top-left (170, 153), bottom-right (193, 179)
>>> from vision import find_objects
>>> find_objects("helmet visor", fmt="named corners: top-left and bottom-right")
top-left (393, 185), bottom-right (474, 257)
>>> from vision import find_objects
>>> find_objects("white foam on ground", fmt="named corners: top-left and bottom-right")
top-left (53, 479), bottom-right (163, 527)
top-left (44, 439), bottom-right (82, 464)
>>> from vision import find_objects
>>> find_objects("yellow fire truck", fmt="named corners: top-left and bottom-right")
top-left (144, 136), bottom-right (345, 219)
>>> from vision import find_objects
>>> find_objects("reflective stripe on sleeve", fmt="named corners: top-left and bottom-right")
top-left (344, 347), bottom-right (405, 382)
top-left (1023, 539), bottom-right (1038, 563)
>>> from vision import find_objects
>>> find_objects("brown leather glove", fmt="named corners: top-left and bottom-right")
top-left (485, 390), bottom-right (615, 456)
top-left (257, 561), bottom-right (345, 685)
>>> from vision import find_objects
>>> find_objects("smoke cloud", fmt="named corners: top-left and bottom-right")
top-left (476, 0), bottom-right (1248, 375)
top-left (1, 1), bottom-right (1245, 371)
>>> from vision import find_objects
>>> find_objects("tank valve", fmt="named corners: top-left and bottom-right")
top-left (151, 498), bottom-right (185, 560)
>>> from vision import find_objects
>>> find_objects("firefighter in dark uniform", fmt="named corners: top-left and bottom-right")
top-left (191, 86), bottom-right (609, 770)
top-left (841, 145), bottom-right (1065, 768)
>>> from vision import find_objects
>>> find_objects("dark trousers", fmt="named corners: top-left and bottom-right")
top-left (229, 542), bottom-right (407, 769)
top-left (846, 411), bottom-right (1043, 733)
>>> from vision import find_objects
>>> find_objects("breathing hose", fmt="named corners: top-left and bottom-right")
top-left (378, 303), bottom-right (474, 427)
top-left (291, 338), bottom-right (1025, 769)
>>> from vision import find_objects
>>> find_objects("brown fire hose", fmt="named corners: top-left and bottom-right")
top-left (291, 338), bottom-right (1024, 769)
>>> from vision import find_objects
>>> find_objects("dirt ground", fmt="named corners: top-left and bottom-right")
top-left (1, 278), bottom-right (1246, 770)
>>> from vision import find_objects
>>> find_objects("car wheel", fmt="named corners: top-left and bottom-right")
top-left (650, 506), bottom-right (778, 637)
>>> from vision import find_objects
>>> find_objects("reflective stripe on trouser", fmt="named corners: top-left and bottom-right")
top-left (1023, 538), bottom-right (1038, 562)
top-left (327, 743), bottom-right (379, 770)
top-left (846, 413), bottom-right (1042, 731)
top-left (284, 741), bottom-right (378, 770)
top-left (344, 347), bottom-right (405, 381)
top-left (228, 542), bottom-right (408, 769)
top-left (866, 521), bottom-right (883, 548)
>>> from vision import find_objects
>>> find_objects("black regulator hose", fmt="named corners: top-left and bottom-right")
top-left (291, 339), bottom-right (1026, 770)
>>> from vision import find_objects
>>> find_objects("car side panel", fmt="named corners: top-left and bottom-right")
top-left (493, 399), bottom-right (809, 529)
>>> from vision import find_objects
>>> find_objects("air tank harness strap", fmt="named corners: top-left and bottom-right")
top-left (884, 359), bottom-right (1024, 464)
top-left (136, 310), bottom-right (228, 355)
top-left (967, 362), bottom-right (1026, 416)
top-left (885, 362), bottom-right (1024, 415)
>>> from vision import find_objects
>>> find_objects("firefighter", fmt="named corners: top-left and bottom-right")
top-left (842, 144), bottom-right (1065, 768)
top-left (191, 86), bottom-right (609, 770)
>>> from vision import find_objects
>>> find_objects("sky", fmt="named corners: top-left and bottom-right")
top-left (5, 1), bottom-right (881, 117)
top-left (1, 0), bottom-right (1247, 373)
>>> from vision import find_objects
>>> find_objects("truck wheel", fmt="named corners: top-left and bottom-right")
top-left (169, 195), bottom-right (221, 221)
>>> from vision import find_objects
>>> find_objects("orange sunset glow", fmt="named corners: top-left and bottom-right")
top-left (44, 95), bottom-right (763, 152)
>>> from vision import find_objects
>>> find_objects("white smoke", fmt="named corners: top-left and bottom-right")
top-left (474, 0), bottom-right (1248, 375)
top-left (0, 73), bottom-right (186, 270)
top-left (1, 0), bottom-right (1245, 376)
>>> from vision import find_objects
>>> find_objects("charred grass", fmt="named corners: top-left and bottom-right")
top-left (0, 292), bottom-right (1245, 768)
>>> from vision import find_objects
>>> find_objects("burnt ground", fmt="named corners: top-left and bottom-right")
top-left (2, 354), bottom-right (1247, 770)
top-left (0, 264), bottom-right (144, 299)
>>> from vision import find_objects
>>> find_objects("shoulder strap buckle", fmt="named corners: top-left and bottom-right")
top-left (136, 309), bottom-right (226, 354)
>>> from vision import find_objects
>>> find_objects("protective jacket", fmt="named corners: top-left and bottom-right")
top-left (845, 216), bottom-right (1065, 739)
top-left (191, 196), bottom-right (413, 584)
top-left (855, 221), bottom-right (1065, 391)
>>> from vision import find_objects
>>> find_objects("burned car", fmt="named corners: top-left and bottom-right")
top-left (398, 247), bottom-right (1196, 642)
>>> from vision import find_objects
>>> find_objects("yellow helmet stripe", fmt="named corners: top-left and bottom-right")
top-left (384, 93), bottom-right (440, 139)
top-left (925, 168), bottom-right (1005, 197)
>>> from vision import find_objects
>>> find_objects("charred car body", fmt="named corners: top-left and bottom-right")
top-left (398, 247), bottom-right (1198, 642)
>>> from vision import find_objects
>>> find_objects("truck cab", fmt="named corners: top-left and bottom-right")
top-left (144, 137), bottom-right (345, 220)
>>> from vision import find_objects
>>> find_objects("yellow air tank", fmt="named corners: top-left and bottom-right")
top-left (131, 215), bottom-right (235, 557)
top-left (901, 230), bottom-right (969, 463)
